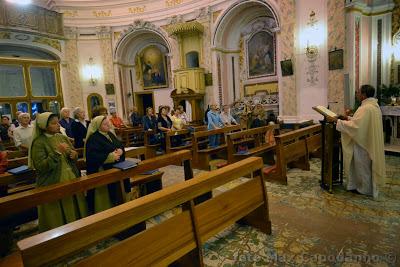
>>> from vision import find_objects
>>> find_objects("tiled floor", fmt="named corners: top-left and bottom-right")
top-left (6, 155), bottom-right (400, 266)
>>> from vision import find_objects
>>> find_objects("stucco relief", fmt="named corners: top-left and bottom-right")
top-left (64, 28), bottom-right (84, 108)
top-left (391, 0), bottom-right (400, 83)
top-left (275, 0), bottom-right (296, 116)
top-left (197, 10), bottom-right (212, 71)
top-left (327, 0), bottom-right (345, 114)
top-left (97, 26), bottom-right (115, 84)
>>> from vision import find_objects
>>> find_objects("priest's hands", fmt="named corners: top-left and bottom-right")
top-left (326, 116), bottom-right (338, 123)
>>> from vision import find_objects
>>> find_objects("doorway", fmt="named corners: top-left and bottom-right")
top-left (134, 92), bottom-right (154, 116)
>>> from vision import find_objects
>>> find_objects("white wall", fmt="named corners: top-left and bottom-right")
top-left (295, 0), bottom-right (328, 121)
top-left (76, 38), bottom-right (106, 117)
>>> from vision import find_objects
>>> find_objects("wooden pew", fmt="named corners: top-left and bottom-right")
top-left (263, 124), bottom-right (322, 184)
top-left (15, 157), bottom-right (270, 267)
top-left (226, 125), bottom-right (278, 164)
top-left (165, 129), bottom-right (192, 154)
top-left (0, 147), bottom-right (160, 197)
top-left (0, 150), bottom-right (192, 220)
top-left (305, 124), bottom-right (322, 157)
top-left (192, 125), bottom-right (241, 170)
top-left (6, 150), bottom-right (28, 160)
top-left (115, 127), bottom-right (144, 147)
top-left (143, 130), bottom-right (161, 159)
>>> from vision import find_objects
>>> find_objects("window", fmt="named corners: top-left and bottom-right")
top-left (0, 57), bottom-right (63, 119)
top-left (30, 67), bottom-right (57, 96)
top-left (0, 103), bottom-right (12, 117)
top-left (17, 102), bottom-right (29, 113)
top-left (0, 65), bottom-right (26, 97)
top-left (186, 51), bottom-right (199, 68)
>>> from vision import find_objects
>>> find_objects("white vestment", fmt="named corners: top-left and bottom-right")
top-left (336, 98), bottom-right (385, 198)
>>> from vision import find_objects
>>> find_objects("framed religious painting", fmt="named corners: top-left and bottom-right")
top-left (329, 49), bottom-right (344, 70)
top-left (138, 45), bottom-right (168, 90)
top-left (280, 59), bottom-right (293, 76)
top-left (246, 30), bottom-right (276, 78)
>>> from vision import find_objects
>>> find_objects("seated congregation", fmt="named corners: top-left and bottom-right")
top-left (0, 84), bottom-right (395, 266)
top-left (0, 0), bottom-right (398, 264)
top-left (0, 99), bottom-right (325, 264)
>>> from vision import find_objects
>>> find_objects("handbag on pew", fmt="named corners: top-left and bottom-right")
top-left (237, 144), bottom-right (249, 155)
top-left (0, 150), bottom-right (7, 174)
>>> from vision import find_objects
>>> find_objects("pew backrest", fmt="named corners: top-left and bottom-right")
top-left (165, 129), bottom-right (192, 154)
top-left (226, 125), bottom-right (278, 163)
top-left (0, 150), bottom-right (192, 219)
top-left (272, 124), bottom-right (322, 183)
top-left (17, 157), bottom-right (269, 267)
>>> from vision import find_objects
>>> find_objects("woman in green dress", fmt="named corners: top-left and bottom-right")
top-left (29, 112), bottom-right (87, 232)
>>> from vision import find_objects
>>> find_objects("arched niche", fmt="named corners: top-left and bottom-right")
top-left (211, 0), bottom-right (280, 109)
top-left (87, 93), bottom-right (104, 118)
top-left (186, 51), bottom-right (200, 68)
top-left (113, 21), bottom-right (171, 118)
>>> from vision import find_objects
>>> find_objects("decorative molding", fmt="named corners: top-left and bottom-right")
top-left (96, 26), bottom-right (112, 39)
top-left (355, 17), bottom-right (360, 92)
top-left (166, 21), bottom-right (204, 36)
top-left (128, 6), bottom-right (146, 14)
top-left (64, 26), bottom-right (78, 39)
top-left (241, 17), bottom-right (279, 37)
top-left (32, 36), bottom-right (62, 51)
top-left (0, 31), bottom-right (11, 40)
top-left (306, 58), bottom-right (319, 86)
top-left (0, 1), bottom-right (64, 38)
top-left (194, 6), bottom-right (211, 20)
top-left (345, 1), bottom-right (395, 16)
top-left (92, 10), bottom-right (112, 18)
top-left (165, 0), bottom-right (185, 8)
top-left (377, 19), bottom-right (383, 86)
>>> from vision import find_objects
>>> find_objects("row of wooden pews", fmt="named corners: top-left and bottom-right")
top-left (263, 124), bottom-right (322, 184)
top-left (0, 150), bottom-right (271, 267)
top-left (191, 125), bottom-right (242, 170)
top-left (226, 124), bottom-right (279, 164)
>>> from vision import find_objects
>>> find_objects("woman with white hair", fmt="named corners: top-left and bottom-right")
top-left (59, 107), bottom-right (73, 138)
top-left (13, 112), bottom-right (33, 150)
top-left (30, 112), bottom-right (87, 232)
top-left (71, 107), bottom-right (90, 148)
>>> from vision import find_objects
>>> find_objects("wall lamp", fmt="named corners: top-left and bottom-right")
top-left (82, 57), bottom-right (102, 86)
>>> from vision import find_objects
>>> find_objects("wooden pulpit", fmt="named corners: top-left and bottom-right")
top-left (320, 120), bottom-right (343, 193)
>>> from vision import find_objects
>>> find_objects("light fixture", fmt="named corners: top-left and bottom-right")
top-left (82, 57), bottom-right (102, 86)
top-left (6, 0), bottom-right (32, 5)
top-left (305, 11), bottom-right (319, 61)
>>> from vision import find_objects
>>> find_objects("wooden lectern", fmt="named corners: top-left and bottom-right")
top-left (320, 120), bottom-right (343, 193)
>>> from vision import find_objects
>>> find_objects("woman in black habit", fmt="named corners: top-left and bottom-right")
top-left (85, 115), bottom-right (130, 214)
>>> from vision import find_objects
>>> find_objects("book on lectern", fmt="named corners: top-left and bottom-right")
top-left (312, 106), bottom-right (338, 118)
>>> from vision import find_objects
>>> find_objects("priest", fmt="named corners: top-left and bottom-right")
top-left (328, 84), bottom-right (385, 198)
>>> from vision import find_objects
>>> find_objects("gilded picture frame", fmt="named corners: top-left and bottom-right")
top-left (328, 49), bottom-right (344, 70)
top-left (138, 45), bottom-right (168, 90)
top-left (246, 30), bottom-right (276, 79)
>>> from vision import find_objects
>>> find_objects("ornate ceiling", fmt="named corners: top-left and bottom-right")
top-left (31, 0), bottom-right (227, 27)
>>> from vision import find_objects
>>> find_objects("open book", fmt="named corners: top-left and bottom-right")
top-left (312, 105), bottom-right (338, 118)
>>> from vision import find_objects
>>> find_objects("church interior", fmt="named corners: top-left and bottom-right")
top-left (0, 0), bottom-right (399, 266)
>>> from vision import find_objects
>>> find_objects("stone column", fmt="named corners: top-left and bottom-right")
top-left (276, 0), bottom-right (297, 117)
top-left (327, 0), bottom-right (345, 114)
top-left (63, 26), bottom-right (84, 108)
